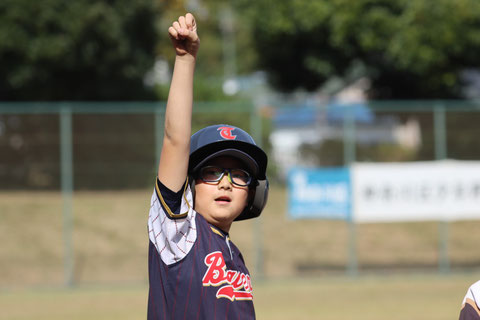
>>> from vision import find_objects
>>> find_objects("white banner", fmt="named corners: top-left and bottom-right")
top-left (352, 161), bottom-right (480, 222)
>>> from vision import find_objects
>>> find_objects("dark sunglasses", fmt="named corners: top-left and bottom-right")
top-left (198, 166), bottom-right (252, 187)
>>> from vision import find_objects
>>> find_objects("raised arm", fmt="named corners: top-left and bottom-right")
top-left (158, 13), bottom-right (200, 192)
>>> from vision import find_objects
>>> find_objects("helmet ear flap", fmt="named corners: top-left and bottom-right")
top-left (235, 178), bottom-right (269, 221)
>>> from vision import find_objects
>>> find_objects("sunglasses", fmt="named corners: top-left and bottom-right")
top-left (198, 166), bottom-right (252, 187)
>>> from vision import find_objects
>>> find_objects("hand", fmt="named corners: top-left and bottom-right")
top-left (168, 13), bottom-right (200, 59)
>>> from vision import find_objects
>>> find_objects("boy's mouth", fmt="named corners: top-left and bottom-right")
top-left (215, 196), bottom-right (231, 203)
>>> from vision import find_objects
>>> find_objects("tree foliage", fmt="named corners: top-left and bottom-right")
top-left (0, 0), bottom-right (158, 101)
top-left (236, 0), bottom-right (480, 99)
top-left (154, 0), bottom-right (259, 101)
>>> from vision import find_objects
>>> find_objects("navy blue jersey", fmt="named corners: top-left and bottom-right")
top-left (147, 178), bottom-right (256, 320)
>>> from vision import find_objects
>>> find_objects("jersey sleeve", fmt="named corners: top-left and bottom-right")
top-left (459, 281), bottom-right (480, 320)
top-left (148, 178), bottom-right (197, 265)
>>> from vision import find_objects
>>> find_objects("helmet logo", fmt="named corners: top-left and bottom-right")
top-left (217, 127), bottom-right (237, 140)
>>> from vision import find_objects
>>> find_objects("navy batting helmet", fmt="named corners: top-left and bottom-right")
top-left (189, 124), bottom-right (268, 221)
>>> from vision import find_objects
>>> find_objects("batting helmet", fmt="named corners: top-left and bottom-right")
top-left (189, 124), bottom-right (268, 221)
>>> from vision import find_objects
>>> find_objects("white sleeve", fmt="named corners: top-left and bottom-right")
top-left (463, 280), bottom-right (480, 309)
top-left (148, 179), bottom-right (197, 265)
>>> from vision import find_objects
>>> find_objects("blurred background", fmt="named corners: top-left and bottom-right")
top-left (1, 0), bottom-right (480, 319)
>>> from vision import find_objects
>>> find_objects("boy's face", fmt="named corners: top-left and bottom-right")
top-left (194, 156), bottom-right (250, 232)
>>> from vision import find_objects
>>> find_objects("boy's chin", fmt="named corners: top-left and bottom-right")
top-left (212, 211), bottom-right (241, 223)
top-left (202, 210), bottom-right (242, 226)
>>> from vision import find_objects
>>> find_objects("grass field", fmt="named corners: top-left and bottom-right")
top-left (1, 186), bottom-right (480, 319)
top-left (1, 273), bottom-right (479, 319)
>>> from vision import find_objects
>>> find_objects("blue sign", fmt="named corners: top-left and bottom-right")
top-left (288, 167), bottom-right (351, 220)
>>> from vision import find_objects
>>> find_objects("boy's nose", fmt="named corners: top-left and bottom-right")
top-left (218, 173), bottom-right (232, 189)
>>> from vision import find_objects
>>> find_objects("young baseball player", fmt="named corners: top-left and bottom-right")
top-left (147, 13), bottom-right (268, 319)
top-left (459, 280), bottom-right (480, 319)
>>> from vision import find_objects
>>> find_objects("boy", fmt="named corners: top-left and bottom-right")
top-left (147, 13), bottom-right (268, 319)
top-left (459, 281), bottom-right (480, 320)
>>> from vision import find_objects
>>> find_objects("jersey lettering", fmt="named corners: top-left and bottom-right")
top-left (202, 251), bottom-right (253, 301)
top-left (217, 127), bottom-right (237, 140)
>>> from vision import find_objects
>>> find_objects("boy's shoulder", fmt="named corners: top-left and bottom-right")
top-left (460, 281), bottom-right (480, 320)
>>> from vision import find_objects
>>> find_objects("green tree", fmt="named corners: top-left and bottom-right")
top-left (0, 0), bottom-right (158, 101)
top-left (154, 1), bottom-right (259, 101)
top-left (237, 0), bottom-right (480, 99)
